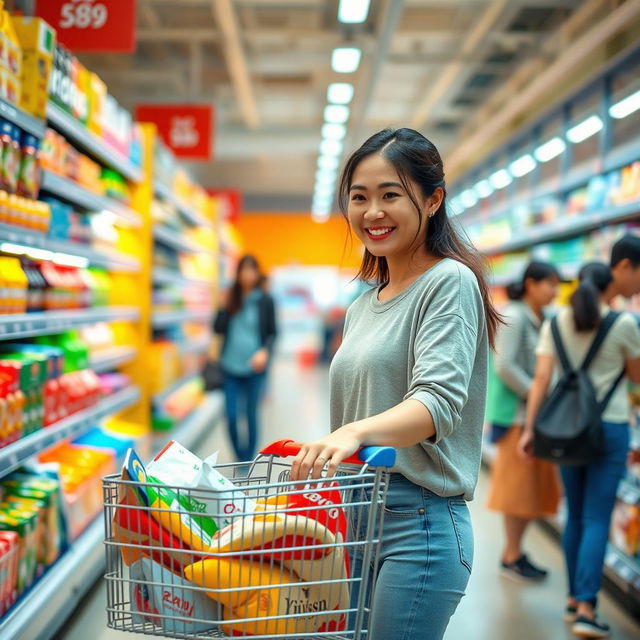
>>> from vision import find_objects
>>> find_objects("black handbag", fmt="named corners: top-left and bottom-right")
top-left (202, 360), bottom-right (224, 391)
top-left (533, 311), bottom-right (624, 466)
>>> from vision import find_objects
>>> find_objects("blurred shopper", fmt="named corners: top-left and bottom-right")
top-left (290, 128), bottom-right (502, 640)
top-left (520, 262), bottom-right (640, 638)
top-left (609, 234), bottom-right (640, 300)
top-left (214, 255), bottom-right (277, 461)
top-left (486, 261), bottom-right (562, 582)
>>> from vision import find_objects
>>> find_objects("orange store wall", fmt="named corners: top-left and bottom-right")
top-left (236, 213), bottom-right (363, 273)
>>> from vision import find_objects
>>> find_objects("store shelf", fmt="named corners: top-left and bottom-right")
top-left (605, 545), bottom-right (640, 595)
top-left (0, 223), bottom-right (140, 273)
top-left (618, 477), bottom-right (640, 506)
top-left (153, 224), bottom-right (203, 254)
top-left (89, 346), bottom-right (138, 373)
top-left (0, 306), bottom-right (139, 340)
top-left (153, 373), bottom-right (201, 405)
top-left (40, 171), bottom-right (142, 228)
top-left (152, 266), bottom-right (210, 287)
top-left (0, 391), bottom-right (223, 640)
top-left (481, 201), bottom-right (640, 256)
top-left (0, 385), bottom-right (140, 479)
top-left (154, 179), bottom-right (213, 228)
top-left (152, 308), bottom-right (212, 328)
top-left (46, 102), bottom-right (142, 183)
top-left (0, 97), bottom-right (46, 139)
top-left (180, 335), bottom-right (211, 356)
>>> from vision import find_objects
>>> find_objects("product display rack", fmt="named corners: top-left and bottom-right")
top-left (40, 170), bottom-right (142, 228)
top-left (0, 223), bottom-right (141, 273)
top-left (152, 372), bottom-right (200, 406)
top-left (0, 97), bottom-right (45, 139)
top-left (152, 266), bottom-right (210, 287)
top-left (0, 385), bottom-right (140, 477)
top-left (46, 102), bottom-right (142, 183)
top-left (89, 345), bottom-right (138, 373)
top-left (153, 223), bottom-right (208, 254)
top-left (154, 179), bottom-right (213, 229)
top-left (0, 307), bottom-right (139, 339)
top-left (152, 308), bottom-right (213, 329)
top-left (0, 391), bottom-right (224, 640)
top-left (180, 335), bottom-right (211, 356)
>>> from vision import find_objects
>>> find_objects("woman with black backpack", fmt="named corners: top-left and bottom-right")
top-left (519, 262), bottom-right (640, 639)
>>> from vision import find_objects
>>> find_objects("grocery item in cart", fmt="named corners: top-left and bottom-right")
top-left (184, 556), bottom-right (346, 636)
top-left (129, 556), bottom-right (219, 634)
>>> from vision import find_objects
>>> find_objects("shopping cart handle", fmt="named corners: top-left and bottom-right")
top-left (260, 439), bottom-right (396, 468)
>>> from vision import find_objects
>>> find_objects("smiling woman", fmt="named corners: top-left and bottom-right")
top-left (290, 128), bottom-right (502, 640)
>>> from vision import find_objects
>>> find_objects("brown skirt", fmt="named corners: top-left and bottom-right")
top-left (486, 425), bottom-right (562, 519)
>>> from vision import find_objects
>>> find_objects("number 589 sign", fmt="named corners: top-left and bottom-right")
top-left (36, 0), bottom-right (137, 53)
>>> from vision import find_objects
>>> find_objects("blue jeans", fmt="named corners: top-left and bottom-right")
top-left (222, 372), bottom-right (265, 461)
top-left (560, 421), bottom-right (629, 606)
top-left (352, 474), bottom-right (473, 640)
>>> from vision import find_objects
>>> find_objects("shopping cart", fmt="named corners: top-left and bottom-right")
top-left (102, 439), bottom-right (396, 640)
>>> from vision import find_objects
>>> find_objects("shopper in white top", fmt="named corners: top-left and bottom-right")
top-left (520, 262), bottom-right (640, 639)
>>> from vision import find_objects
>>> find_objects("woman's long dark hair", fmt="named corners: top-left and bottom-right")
top-left (338, 128), bottom-right (502, 348)
top-left (570, 262), bottom-right (613, 331)
top-left (506, 261), bottom-right (560, 301)
top-left (229, 254), bottom-right (264, 315)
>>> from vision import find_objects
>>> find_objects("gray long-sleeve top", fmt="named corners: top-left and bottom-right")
top-left (329, 259), bottom-right (488, 500)
top-left (493, 301), bottom-right (541, 422)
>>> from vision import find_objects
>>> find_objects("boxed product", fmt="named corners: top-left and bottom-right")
top-left (0, 10), bottom-right (22, 105)
top-left (12, 16), bottom-right (56, 119)
top-left (0, 530), bottom-right (18, 615)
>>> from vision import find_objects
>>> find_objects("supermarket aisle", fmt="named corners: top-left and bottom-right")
top-left (58, 360), bottom-right (640, 640)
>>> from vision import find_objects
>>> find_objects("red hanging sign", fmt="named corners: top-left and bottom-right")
top-left (136, 104), bottom-right (214, 161)
top-left (35, 1), bottom-right (137, 53)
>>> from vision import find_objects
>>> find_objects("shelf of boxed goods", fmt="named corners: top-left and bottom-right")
top-left (40, 170), bottom-right (142, 228)
top-left (46, 102), bottom-right (142, 184)
top-left (0, 385), bottom-right (140, 479)
top-left (0, 306), bottom-right (139, 340)
top-left (153, 223), bottom-right (212, 254)
top-left (152, 266), bottom-right (210, 288)
top-left (0, 390), bottom-right (224, 640)
top-left (0, 97), bottom-right (46, 139)
top-left (154, 179), bottom-right (213, 229)
top-left (481, 200), bottom-right (640, 257)
top-left (89, 345), bottom-right (138, 373)
top-left (0, 223), bottom-right (141, 273)
top-left (152, 308), bottom-right (213, 329)
top-left (152, 372), bottom-right (201, 406)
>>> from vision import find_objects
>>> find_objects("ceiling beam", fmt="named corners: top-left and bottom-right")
top-left (409, 0), bottom-right (510, 129)
top-left (446, 0), bottom-right (640, 177)
top-left (210, 0), bottom-right (259, 129)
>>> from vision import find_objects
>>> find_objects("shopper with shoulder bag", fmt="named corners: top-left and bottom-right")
top-left (214, 255), bottom-right (277, 461)
top-left (519, 262), bottom-right (640, 639)
top-left (486, 261), bottom-right (562, 582)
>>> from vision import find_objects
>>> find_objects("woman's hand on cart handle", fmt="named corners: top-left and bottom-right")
top-left (290, 425), bottom-right (363, 481)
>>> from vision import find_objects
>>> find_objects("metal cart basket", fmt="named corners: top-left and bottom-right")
top-left (102, 439), bottom-right (396, 640)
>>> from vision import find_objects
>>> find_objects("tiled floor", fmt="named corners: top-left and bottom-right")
top-left (56, 360), bottom-right (640, 640)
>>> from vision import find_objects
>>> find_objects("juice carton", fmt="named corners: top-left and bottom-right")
top-left (0, 530), bottom-right (18, 615)
top-left (0, 511), bottom-right (34, 594)
top-left (3, 498), bottom-right (46, 576)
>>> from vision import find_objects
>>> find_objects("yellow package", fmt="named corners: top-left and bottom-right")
top-left (88, 73), bottom-right (106, 136)
top-left (184, 557), bottom-right (346, 636)
top-left (19, 50), bottom-right (51, 119)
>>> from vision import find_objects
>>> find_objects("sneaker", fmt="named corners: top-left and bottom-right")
top-left (564, 605), bottom-right (578, 623)
top-left (524, 555), bottom-right (548, 577)
top-left (572, 616), bottom-right (610, 638)
top-left (500, 555), bottom-right (547, 583)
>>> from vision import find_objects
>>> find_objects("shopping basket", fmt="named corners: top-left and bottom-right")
top-left (102, 439), bottom-right (396, 639)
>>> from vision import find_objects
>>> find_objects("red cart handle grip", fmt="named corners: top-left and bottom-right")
top-left (260, 439), bottom-right (396, 468)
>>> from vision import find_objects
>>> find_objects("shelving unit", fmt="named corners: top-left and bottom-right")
top-left (0, 223), bottom-right (140, 272)
top-left (152, 266), bottom-right (210, 287)
top-left (154, 179), bottom-right (213, 228)
top-left (0, 391), bottom-right (223, 640)
top-left (152, 373), bottom-right (200, 405)
top-left (153, 224), bottom-right (205, 254)
top-left (0, 97), bottom-right (45, 138)
top-left (152, 308), bottom-right (212, 328)
top-left (40, 171), bottom-right (142, 228)
top-left (46, 102), bottom-right (142, 183)
top-left (0, 307), bottom-right (139, 340)
top-left (0, 385), bottom-right (140, 477)
top-left (89, 346), bottom-right (138, 373)
top-left (180, 335), bottom-right (211, 356)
